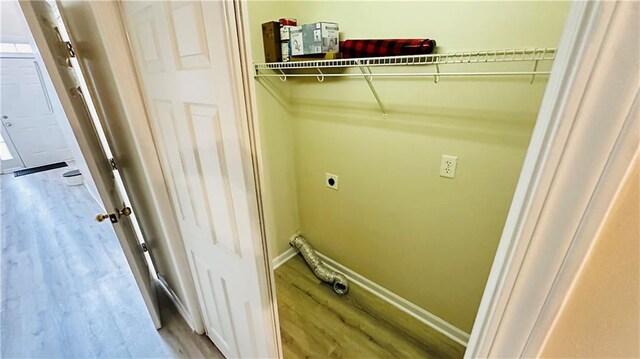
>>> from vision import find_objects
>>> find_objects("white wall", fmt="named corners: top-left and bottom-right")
top-left (1, 0), bottom-right (99, 202)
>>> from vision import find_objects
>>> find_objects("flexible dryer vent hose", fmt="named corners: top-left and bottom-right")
top-left (290, 235), bottom-right (349, 295)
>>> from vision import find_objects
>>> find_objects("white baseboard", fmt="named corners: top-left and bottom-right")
top-left (156, 274), bottom-right (195, 332)
top-left (272, 232), bottom-right (300, 269)
top-left (316, 253), bottom-right (470, 346)
top-left (272, 247), bottom-right (298, 269)
top-left (272, 240), bottom-right (469, 347)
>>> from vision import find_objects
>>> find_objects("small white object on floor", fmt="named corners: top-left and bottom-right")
top-left (62, 169), bottom-right (83, 186)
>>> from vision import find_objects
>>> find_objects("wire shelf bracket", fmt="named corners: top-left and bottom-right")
top-left (356, 60), bottom-right (387, 118)
top-left (254, 48), bottom-right (556, 118)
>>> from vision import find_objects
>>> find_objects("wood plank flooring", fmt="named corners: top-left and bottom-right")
top-left (275, 255), bottom-right (466, 358)
top-left (0, 167), bottom-right (223, 358)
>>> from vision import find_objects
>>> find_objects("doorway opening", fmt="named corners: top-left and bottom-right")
top-left (246, 1), bottom-right (571, 357)
top-left (0, 46), bottom-right (72, 175)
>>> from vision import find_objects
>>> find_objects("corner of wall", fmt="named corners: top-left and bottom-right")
top-left (247, 1), bottom-right (301, 260)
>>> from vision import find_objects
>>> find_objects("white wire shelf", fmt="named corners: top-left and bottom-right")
top-left (254, 48), bottom-right (557, 118)
top-left (255, 48), bottom-right (555, 71)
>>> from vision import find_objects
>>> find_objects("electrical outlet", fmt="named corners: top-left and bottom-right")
top-left (440, 155), bottom-right (458, 179)
top-left (325, 173), bottom-right (339, 190)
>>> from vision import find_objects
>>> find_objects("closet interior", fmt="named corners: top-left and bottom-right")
top-left (247, 2), bottom-right (570, 357)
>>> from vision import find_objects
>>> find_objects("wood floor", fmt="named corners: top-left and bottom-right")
top-left (0, 167), bottom-right (223, 358)
top-left (275, 255), bottom-right (466, 358)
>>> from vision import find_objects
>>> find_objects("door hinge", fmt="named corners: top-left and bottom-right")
top-left (109, 158), bottom-right (118, 170)
top-left (65, 41), bottom-right (76, 58)
top-left (141, 243), bottom-right (149, 252)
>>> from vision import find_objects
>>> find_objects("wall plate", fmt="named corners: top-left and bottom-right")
top-left (440, 155), bottom-right (458, 179)
top-left (325, 173), bottom-right (339, 190)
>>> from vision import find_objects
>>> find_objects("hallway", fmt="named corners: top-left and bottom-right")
top-left (0, 167), bottom-right (222, 358)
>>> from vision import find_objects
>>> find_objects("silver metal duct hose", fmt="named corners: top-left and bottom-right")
top-left (290, 235), bottom-right (349, 295)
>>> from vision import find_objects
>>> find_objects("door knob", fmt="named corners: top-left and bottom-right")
top-left (4, 122), bottom-right (12, 127)
top-left (96, 206), bottom-right (132, 223)
top-left (96, 213), bottom-right (115, 223)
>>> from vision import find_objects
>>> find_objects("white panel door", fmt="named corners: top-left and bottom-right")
top-left (121, 2), bottom-right (270, 357)
top-left (0, 57), bottom-right (71, 168)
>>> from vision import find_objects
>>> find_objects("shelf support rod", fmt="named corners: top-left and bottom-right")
top-left (316, 68), bottom-right (325, 82)
top-left (434, 63), bottom-right (441, 83)
top-left (278, 69), bottom-right (287, 82)
top-left (356, 62), bottom-right (387, 118)
top-left (530, 59), bottom-right (539, 84)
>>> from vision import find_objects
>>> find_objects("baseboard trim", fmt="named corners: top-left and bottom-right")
top-left (156, 274), bottom-right (195, 332)
top-left (272, 233), bottom-right (300, 269)
top-left (316, 252), bottom-right (470, 346)
top-left (272, 247), bottom-right (298, 269)
top-left (272, 241), bottom-right (469, 347)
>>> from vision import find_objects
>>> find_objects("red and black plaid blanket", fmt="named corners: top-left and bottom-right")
top-left (340, 39), bottom-right (437, 58)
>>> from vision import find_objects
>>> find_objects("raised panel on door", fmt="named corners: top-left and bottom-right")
top-left (165, 2), bottom-right (210, 69)
top-left (132, 4), bottom-right (165, 74)
top-left (152, 100), bottom-right (196, 226)
top-left (190, 251), bottom-right (238, 355)
top-left (185, 103), bottom-right (242, 256)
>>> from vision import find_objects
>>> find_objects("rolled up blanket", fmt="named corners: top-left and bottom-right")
top-left (340, 39), bottom-right (436, 58)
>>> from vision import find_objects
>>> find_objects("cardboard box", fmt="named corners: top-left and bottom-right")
top-left (281, 42), bottom-right (290, 62)
top-left (280, 25), bottom-right (295, 41)
top-left (290, 22), bottom-right (339, 56)
top-left (261, 21), bottom-right (281, 62)
top-left (280, 25), bottom-right (295, 62)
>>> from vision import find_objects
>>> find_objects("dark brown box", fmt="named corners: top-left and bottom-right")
top-left (261, 21), bottom-right (282, 63)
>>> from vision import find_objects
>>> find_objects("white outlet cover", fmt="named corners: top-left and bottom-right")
top-left (440, 155), bottom-right (458, 179)
top-left (325, 173), bottom-right (339, 190)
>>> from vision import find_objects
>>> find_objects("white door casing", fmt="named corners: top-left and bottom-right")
top-left (0, 57), bottom-right (71, 168)
top-left (20, 0), bottom-right (162, 329)
top-left (466, 1), bottom-right (640, 356)
top-left (121, 1), bottom-right (272, 357)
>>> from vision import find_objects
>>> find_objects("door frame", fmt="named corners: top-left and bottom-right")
top-left (464, 1), bottom-right (639, 357)
top-left (236, 0), bottom-right (638, 357)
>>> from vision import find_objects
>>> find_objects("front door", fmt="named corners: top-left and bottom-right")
top-left (0, 57), bottom-right (71, 168)
top-left (20, 0), bottom-right (162, 329)
top-left (121, 2), bottom-right (271, 357)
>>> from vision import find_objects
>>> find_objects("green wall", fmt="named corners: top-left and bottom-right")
top-left (249, 1), bottom-right (569, 333)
